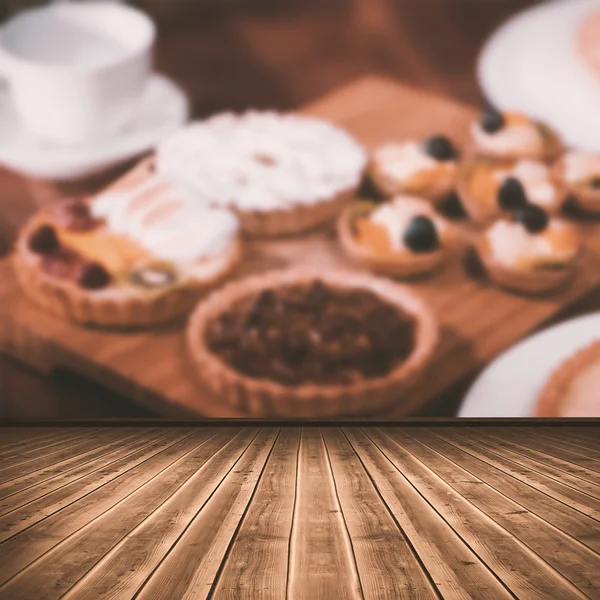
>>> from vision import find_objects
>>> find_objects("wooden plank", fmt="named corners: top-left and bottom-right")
top-left (133, 428), bottom-right (279, 600)
top-left (285, 428), bottom-right (363, 600)
top-left (0, 428), bottom-right (246, 600)
top-left (210, 428), bottom-right (301, 600)
top-left (434, 428), bottom-right (600, 503)
top-left (369, 428), bottom-right (596, 599)
top-left (321, 428), bottom-right (438, 600)
top-left (514, 428), bottom-right (600, 458)
top-left (0, 429), bottom-right (84, 456)
top-left (343, 427), bottom-right (514, 600)
top-left (0, 428), bottom-right (169, 514)
top-left (3, 75), bottom-right (600, 417)
top-left (471, 429), bottom-right (600, 482)
top-left (0, 427), bottom-right (203, 583)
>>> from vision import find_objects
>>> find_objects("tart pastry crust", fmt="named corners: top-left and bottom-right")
top-left (186, 268), bottom-right (438, 417)
top-left (535, 340), bottom-right (600, 417)
top-left (553, 152), bottom-right (600, 215)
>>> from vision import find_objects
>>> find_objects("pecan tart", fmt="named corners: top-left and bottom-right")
top-left (338, 196), bottom-right (453, 277)
top-left (155, 111), bottom-right (367, 237)
top-left (14, 158), bottom-right (241, 327)
top-left (458, 157), bottom-right (566, 225)
top-left (368, 135), bottom-right (460, 201)
top-left (553, 150), bottom-right (600, 214)
top-left (187, 269), bottom-right (438, 417)
top-left (470, 107), bottom-right (562, 162)
top-left (477, 205), bottom-right (581, 295)
top-left (535, 340), bottom-right (600, 417)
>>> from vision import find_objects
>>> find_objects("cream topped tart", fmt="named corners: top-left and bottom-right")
top-left (459, 158), bottom-right (566, 224)
top-left (478, 204), bottom-right (581, 294)
top-left (186, 268), bottom-right (438, 417)
top-left (14, 158), bottom-right (241, 327)
top-left (155, 111), bottom-right (367, 237)
top-left (368, 135), bottom-right (459, 201)
top-left (338, 196), bottom-right (452, 277)
top-left (535, 340), bottom-right (600, 417)
top-left (554, 150), bottom-right (600, 214)
top-left (470, 107), bottom-right (562, 162)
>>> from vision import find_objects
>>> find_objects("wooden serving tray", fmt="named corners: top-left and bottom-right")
top-left (2, 75), bottom-right (600, 417)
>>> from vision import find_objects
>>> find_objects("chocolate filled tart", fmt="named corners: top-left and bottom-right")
top-left (187, 269), bottom-right (438, 417)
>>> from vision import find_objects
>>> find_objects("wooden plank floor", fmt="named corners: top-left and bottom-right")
top-left (0, 427), bottom-right (598, 599)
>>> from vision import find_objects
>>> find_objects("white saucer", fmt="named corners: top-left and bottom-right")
top-left (459, 313), bottom-right (600, 417)
top-left (0, 73), bottom-right (189, 180)
top-left (478, 0), bottom-right (600, 151)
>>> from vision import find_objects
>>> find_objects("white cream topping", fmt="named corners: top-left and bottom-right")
top-left (486, 219), bottom-right (577, 269)
top-left (372, 141), bottom-right (441, 183)
top-left (154, 111), bottom-right (367, 211)
top-left (90, 171), bottom-right (239, 269)
top-left (493, 160), bottom-right (558, 208)
top-left (370, 195), bottom-right (446, 251)
top-left (563, 151), bottom-right (600, 184)
top-left (561, 361), bottom-right (600, 417)
top-left (471, 121), bottom-right (543, 157)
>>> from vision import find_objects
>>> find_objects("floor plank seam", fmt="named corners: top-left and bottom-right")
top-left (284, 427), bottom-right (302, 600)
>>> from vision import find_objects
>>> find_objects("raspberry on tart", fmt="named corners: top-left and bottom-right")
top-left (553, 150), bottom-right (600, 214)
top-left (154, 111), bottom-right (367, 237)
top-left (14, 158), bottom-right (241, 327)
top-left (338, 195), bottom-right (452, 277)
top-left (458, 158), bottom-right (566, 225)
top-left (535, 340), bottom-right (600, 417)
top-left (470, 108), bottom-right (562, 162)
top-left (477, 205), bottom-right (581, 294)
top-left (368, 135), bottom-right (460, 201)
top-left (186, 269), bottom-right (438, 417)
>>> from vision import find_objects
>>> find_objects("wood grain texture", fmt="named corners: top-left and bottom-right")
top-left (0, 426), bottom-right (599, 599)
top-left (3, 76), bottom-right (600, 418)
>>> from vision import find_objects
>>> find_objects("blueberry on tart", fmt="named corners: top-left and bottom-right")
top-left (14, 158), bottom-right (241, 327)
top-left (470, 108), bottom-right (562, 162)
top-left (186, 268), bottom-right (439, 417)
top-left (155, 111), bottom-right (367, 237)
top-left (553, 150), bottom-right (600, 214)
top-left (477, 204), bottom-right (581, 294)
top-left (458, 157), bottom-right (566, 225)
top-left (338, 196), bottom-right (452, 277)
top-left (368, 135), bottom-right (460, 201)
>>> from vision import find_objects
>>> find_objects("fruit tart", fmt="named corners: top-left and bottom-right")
top-left (155, 111), bottom-right (367, 237)
top-left (368, 135), bottom-right (460, 201)
top-left (338, 195), bottom-right (452, 277)
top-left (14, 158), bottom-right (241, 327)
top-left (470, 107), bottom-right (562, 162)
top-left (535, 340), bottom-right (600, 417)
top-left (458, 158), bottom-right (566, 225)
top-left (187, 268), bottom-right (438, 417)
top-left (553, 150), bottom-right (600, 214)
top-left (477, 204), bottom-right (581, 294)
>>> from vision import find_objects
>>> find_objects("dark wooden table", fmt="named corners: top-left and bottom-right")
top-left (5, 0), bottom-right (597, 420)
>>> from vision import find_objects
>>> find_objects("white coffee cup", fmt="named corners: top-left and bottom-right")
top-left (0, 1), bottom-right (156, 144)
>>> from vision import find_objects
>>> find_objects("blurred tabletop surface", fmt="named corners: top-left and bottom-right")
top-left (2, 0), bottom-right (598, 420)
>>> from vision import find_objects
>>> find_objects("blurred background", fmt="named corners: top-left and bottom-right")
top-left (1, 0), bottom-right (586, 419)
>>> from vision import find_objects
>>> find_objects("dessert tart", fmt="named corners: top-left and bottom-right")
top-left (477, 205), bottom-right (581, 294)
top-left (578, 8), bottom-right (600, 81)
top-left (14, 158), bottom-right (241, 327)
top-left (535, 340), bottom-right (600, 417)
top-left (458, 158), bottom-right (566, 225)
top-left (338, 195), bottom-right (452, 277)
top-left (470, 107), bottom-right (562, 162)
top-left (368, 135), bottom-right (460, 201)
top-left (155, 111), bottom-right (367, 237)
top-left (187, 268), bottom-right (438, 417)
top-left (553, 150), bottom-right (600, 214)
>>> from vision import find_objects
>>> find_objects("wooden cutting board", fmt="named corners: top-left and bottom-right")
top-left (2, 75), bottom-right (600, 417)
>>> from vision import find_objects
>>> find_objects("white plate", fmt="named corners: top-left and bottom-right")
top-left (459, 313), bottom-right (600, 417)
top-left (0, 73), bottom-right (189, 180)
top-left (478, 0), bottom-right (600, 151)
